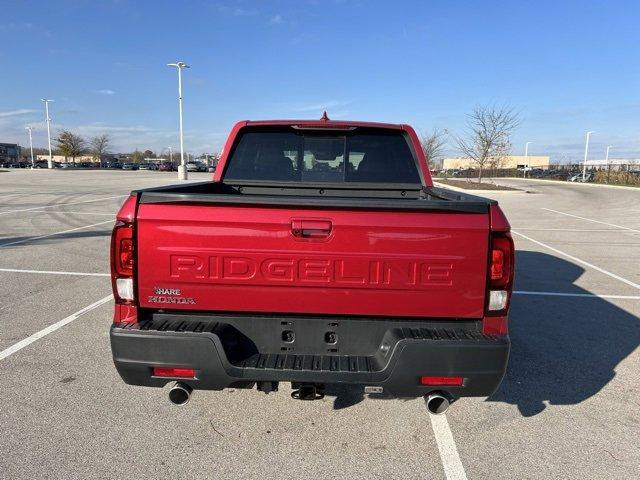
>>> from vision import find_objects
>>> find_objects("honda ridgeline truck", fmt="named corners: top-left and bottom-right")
top-left (109, 116), bottom-right (513, 414)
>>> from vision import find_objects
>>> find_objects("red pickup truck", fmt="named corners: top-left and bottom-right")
top-left (109, 117), bottom-right (513, 414)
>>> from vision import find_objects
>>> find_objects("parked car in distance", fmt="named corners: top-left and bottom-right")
top-left (122, 163), bottom-right (135, 170)
top-left (569, 173), bottom-right (593, 182)
top-left (33, 160), bottom-right (49, 168)
top-left (159, 162), bottom-right (174, 172)
top-left (139, 164), bottom-right (150, 171)
top-left (186, 162), bottom-right (200, 172)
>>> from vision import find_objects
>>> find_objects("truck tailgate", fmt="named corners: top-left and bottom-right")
top-left (135, 203), bottom-right (489, 318)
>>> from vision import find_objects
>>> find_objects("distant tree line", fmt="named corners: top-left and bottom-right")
top-left (31, 130), bottom-right (170, 164)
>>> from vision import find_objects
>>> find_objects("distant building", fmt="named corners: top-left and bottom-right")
top-left (442, 155), bottom-right (550, 170)
top-left (0, 143), bottom-right (21, 163)
top-left (584, 159), bottom-right (640, 169)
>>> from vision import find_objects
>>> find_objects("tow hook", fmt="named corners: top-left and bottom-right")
top-left (424, 391), bottom-right (454, 415)
top-left (257, 381), bottom-right (279, 394)
top-left (291, 383), bottom-right (325, 400)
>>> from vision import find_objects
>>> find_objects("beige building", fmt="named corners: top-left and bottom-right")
top-left (442, 155), bottom-right (550, 170)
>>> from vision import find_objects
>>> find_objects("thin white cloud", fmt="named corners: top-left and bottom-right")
top-left (96, 89), bottom-right (116, 95)
top-left (214, 4), bottom-right (258, 16)
top-left (0, 109), bottom-right (37, 117)
top-left (268, 14), bottom-right (283, 25)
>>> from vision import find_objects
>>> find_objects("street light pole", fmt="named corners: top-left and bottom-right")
top-left (41, 98), bottom-right (54, 169)
top-left (605, 145), bottom-right (612, 163)
top-left (167, 62), bottom-right (190, 180)
top-left (523, 141), bottom-right (532, 178)
top-left (26, 126), bottom-right (35, 167)
top-left (582, 131), bottom-right (594, 181)
top-left (167, 146), bottom-right (173, 163)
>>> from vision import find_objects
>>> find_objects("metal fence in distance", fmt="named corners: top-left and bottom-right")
top-left (436, 164), bottom-right (640, 187)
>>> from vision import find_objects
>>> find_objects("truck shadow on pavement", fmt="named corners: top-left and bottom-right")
top-left (489, 250), bottom-right (640, 417)
top-left (0, 229), bottom-right (111, 248)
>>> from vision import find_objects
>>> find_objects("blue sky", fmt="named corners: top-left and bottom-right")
top-left (1, 0), bottom-right (639, 160)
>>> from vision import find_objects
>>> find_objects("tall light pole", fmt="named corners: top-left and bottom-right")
top-left (167, 146), bottom-right (173, 163)
top-left (167, 61), bottom-right (190, 180)
top-left (523, 141), bottom-right (532, 178)
top-left (26, 126), bottom-right (35, 167)
top-left (41, 99), bottom-right (54, 169)
top-left (582, 131), bottom-right (594, 181)
top-left (605, 145), bottom-right (612, 163)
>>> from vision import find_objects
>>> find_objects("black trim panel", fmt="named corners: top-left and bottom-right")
top-left (110, 313), bottom-right (509, 399)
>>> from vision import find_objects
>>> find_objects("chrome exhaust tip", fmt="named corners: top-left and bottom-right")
top-left (425, 392), bottom-right (452, 415)
top-left (169, 382), bottom-right (193, 406)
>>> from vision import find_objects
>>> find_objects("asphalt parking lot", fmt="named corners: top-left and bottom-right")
top-left (1, 170), bottom-right (639, 480)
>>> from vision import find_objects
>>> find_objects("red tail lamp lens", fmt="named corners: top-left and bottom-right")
top-left (489, 235), bottom-right (513, 288)
top-left (153, 367), bottom-right (195, 378)
top-left (112, 223), bottom-right (133, 277)
top-left (491, 249), bottom-right (504, 280)
top-left (119, 238), bottom-right (133, 273)
top-left (420, 376), bottom-right (463, 386)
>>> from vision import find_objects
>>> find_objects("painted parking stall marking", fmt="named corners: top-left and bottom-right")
top-left (542, 208), bottom-right (640, 234)
top-left (430, 414), bottom-right (468, 480)
top-left (512, 230), bottom-right (640, 290)
top-left (0, 294), bottom-right (113, 361)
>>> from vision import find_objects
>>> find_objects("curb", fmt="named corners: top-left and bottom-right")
top-left (433, 181), bottom-right (525, 194)
top-left (493, 177), bottom-right (639, 191)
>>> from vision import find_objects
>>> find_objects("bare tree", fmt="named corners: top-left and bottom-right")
top-left (55, 130), bottom-right (86, 165)
top-left (454, 105), bottom-right (519, 182)
top-left (90, 134), bottom-right (111, 163)
top-left (420, 128), bottom-right (448, 169)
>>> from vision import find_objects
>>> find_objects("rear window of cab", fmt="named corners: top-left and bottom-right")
top-left (223, 127), bottom-right (421, 184)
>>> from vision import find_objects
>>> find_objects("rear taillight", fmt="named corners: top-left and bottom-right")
top-left (111, 195), bottom-right (137, 309)
top-left (111, 220), bottom-right (135, 304)
top-left (489, 235), bottom-right (513, 288)
top-left (483, 205), bottom-right (514, 334)
top-left (485, 231), bottom-right (514, 316)
top-left (113, 223), bottom-right (134, 276)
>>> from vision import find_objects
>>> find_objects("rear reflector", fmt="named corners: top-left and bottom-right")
top-left (420, 376), bottom-right (463, 386)
top-left (152, 367), bottom-right (196, 378)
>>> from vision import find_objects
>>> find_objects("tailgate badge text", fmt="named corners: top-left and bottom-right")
top-left (148, 287), bottom-right (196, 305)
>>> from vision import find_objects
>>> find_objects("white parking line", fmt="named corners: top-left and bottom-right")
top-left (430, 414), bottom-right (468, 480)
top-left (542, 208), bottom-right (640, 234)
top-left (26, 210), bottom-right (116, 216)
top-left (0, 195), bottom-right (126, 215)
top-left (0, 294), bottom-right (113, 361)
top-left (0, 220), bottom-right (113, 248)
top-left (512, 230), bottom-right (640, 290)
top-left (511, 228), bottom-right (619, 232)
top-left (0, 268), bottom-right (110, 276)
top-left (514, 290), bottom-right (640, 300)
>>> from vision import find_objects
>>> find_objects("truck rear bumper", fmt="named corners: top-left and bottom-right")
top-left (110, 312), bottom-right (509, 399)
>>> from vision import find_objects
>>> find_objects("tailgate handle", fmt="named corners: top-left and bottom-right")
top-left (291, 219), bottom-right (333, 238)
